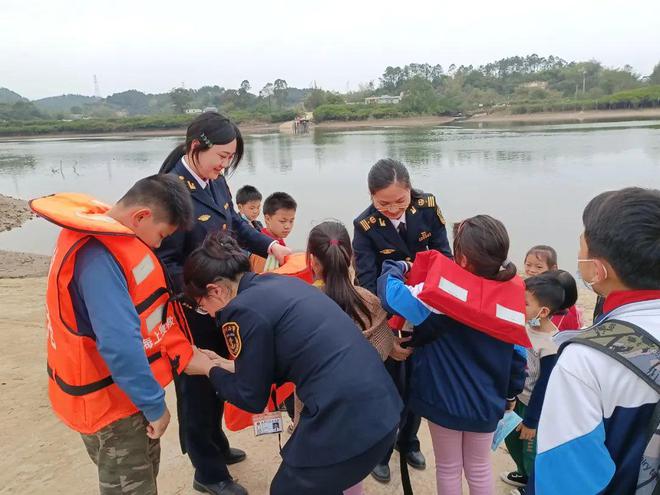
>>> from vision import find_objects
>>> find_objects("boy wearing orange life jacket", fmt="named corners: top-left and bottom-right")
top-left (31, 175), bottom-right (201, 495)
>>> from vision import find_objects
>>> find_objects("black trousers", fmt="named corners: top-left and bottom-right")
top-left (179, 307), bottom-right (233, 484)
top-left (379, 357), bottom-right (421, 465)
top-left (270, 428), bottom-right (397, 495)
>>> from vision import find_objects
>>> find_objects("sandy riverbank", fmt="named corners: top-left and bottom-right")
top-left (465, 107), bottom-right (660, 125)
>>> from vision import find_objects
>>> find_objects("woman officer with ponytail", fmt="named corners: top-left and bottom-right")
top-left (157, 112), bottom-right (290, 495)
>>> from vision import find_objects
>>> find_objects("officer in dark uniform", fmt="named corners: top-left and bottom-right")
top-left (156, 112), bottom-right (289, 495)
top-left (353, 190), bottom-right (451, 294)
top-left (352, 158), bottom-right (452, 483)
top-left (182, 233), bottom-right (403, 495)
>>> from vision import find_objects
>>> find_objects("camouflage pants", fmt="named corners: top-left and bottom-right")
top-left (81, 413), bottom-right (160, 495)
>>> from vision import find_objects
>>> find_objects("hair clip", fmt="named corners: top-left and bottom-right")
top-left (501, 259), bottom-right (512, 269)
top-left (199, 132), bottom-right (213, 147)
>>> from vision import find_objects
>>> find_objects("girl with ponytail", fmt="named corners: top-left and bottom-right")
top-left (290, 221), bottom-right (397, 495)
top-left (155, 112), bottom-right (290, 494)
top-left (377, 214), bottom-right (527, 495)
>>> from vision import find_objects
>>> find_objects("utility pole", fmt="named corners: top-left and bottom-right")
top-left (93, 75), bottom-right (101, 98)
top-left (582, 70), bottom-right (586, 95)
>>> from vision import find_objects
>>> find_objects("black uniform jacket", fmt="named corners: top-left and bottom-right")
top-left (156, 159), bottom-right (272, 291)
top-left (352, 190), bottom-right (452, 294)
top-left (208, 272), bottom-right (403, 468)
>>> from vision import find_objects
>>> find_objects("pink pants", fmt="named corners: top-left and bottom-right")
top-left (428, 422), bottom-right (494, 495)
top-left (343, 482), bottom-right (364, 495)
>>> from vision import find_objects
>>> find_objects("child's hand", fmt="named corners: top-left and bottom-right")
top-left (517, 424), bottom-right (536, 440)
top-left (506, 399), bottom-right (517, 411)
top-left (270, 244), bottom-right (292, 264)
top-left (390, 336), bottom-right (413, 361)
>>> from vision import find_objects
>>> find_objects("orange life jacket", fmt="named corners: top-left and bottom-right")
top-left (30, 193), bottom-right (194, 434)
top-left (223, 253), bottom-right (312, 431)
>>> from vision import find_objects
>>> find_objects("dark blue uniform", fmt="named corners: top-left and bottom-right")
top-left (208, 272), bottom-right (402, 494)
top-left (352, 190), bottom-right (452, 468)
top-left (156, 159), bottom-right (275, 485)
top-left (352, 190), bottom-right (452, 294)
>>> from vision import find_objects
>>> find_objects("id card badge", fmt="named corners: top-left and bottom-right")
top-left (252, 411), bottom-right (283, 436)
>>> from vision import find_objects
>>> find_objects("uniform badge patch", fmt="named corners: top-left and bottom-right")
top-left (198, 214), bottom-right (211, 222)
top-left (436, 207), bottom-right (446, 225)
top-left (222, 322), bottom-right (242, 358)
top-left (419, 231), bottom-right (432, 242)
top-left (380, 249), bottom-right (395, 255)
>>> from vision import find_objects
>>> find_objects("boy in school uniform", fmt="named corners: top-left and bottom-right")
top-left (534, 187), bottom-right (660, 495)
top-left (236, 185), bottom-right (264, 231)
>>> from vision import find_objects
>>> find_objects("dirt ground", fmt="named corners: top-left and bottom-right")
top-left (0, 273), bottom-right (596, 495)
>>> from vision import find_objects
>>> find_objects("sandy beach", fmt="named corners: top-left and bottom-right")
top-left (0, 197), bottom-right (595, 494)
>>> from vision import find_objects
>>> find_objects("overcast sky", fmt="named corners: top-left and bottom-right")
top-left (2, 0), bottom-right (659, 100)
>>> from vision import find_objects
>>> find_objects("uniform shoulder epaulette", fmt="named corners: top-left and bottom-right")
top-left (414, 193), bottom-right (437, 208)
top-left (356, 209), bottom-right (377, 232)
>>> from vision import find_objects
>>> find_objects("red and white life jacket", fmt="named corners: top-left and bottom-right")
top-left (391, 250), bottom-right (532, 348)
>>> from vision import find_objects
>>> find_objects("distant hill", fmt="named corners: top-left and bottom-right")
top-left (33, 94), bottom-right (98, 113)
top-left (0, 87), bottom-right (26, 104)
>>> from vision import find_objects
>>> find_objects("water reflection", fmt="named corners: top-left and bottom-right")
top-left (0, 122), bottom-right (658, 272)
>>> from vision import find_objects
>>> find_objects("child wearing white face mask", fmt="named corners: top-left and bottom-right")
top-left (501, 270), bottom-right (578, 495)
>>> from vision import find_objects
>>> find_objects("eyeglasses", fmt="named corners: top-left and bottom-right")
top-left (193, 296), bottom-right (209, 315)
top-left (372, 197), bottom-right (410, 213)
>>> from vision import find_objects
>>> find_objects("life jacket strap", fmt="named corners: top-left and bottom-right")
top-left (47, 352), bottom-right (162, 396)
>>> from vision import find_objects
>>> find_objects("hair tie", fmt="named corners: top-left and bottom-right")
top-left (329, 239), bottom-right (340, 246)
top-left (199, 132), bottom-right (213, 148)
top-left (501, 259), bottom-right (511, 269)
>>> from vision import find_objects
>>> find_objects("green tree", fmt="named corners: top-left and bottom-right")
top-left (304, 88), bottom-right (326, 110)
top-left (259, 83), bottom-right (274, 111)
top-left (649, 63), bottom-right (660, 85)
top-left (169, 87), bottom-right (193, 114)
top-left (401, 77), bottom-right (439, 113)
top-left (273, 79), bottom-right (288, 108)
top-left (70, 105), bottom-right (83, 114)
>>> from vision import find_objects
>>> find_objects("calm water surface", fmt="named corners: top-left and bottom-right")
top-left (1, 120), bottom-right (659, 271)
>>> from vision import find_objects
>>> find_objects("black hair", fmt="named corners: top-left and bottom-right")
top-left (307, 221), bottom-right (372, 330)
top-left (263, 192), bottom-right (297, 216)
top-left (525, 270), bottom-right (578, 315)
top-left (525, 245), bottom-right (558, 269)
top-left (118, 174), bottom-right (193, 229)
top-left (183, 233), bottom-right (250, 300)
top-left (159, 112), bottom-right (244, 175)
top-left (583, 187), bottom-right (660, 289)
top-left (452, 215), bottom-right (517, 281)
top-left (236, 185), bottom-right (262, 205)
top-left (367, 158), bottom-right (412, 194)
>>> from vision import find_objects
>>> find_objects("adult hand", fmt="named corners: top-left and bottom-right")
top-left (270, 243), bottom-right (292, 264)
top-left (146, 407), bottom-right (171, 439)
top-left (517, 424), bottom-right (537, 440)
top-left (184, 346), bottom-right (215, 376)
top-left (390, 336), bottom-right (413, 361)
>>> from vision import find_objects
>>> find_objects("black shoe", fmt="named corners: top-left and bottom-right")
top-left (193, 479), bottom-right (248, 495)
top-left (405, 450), bottom-right (426, 470)
top-left (371, 464), bottom-right (391, 483)
top-left (500, 471), bottom-right (528, 488)
top-left (223, 447), bottom-right (247, 465)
